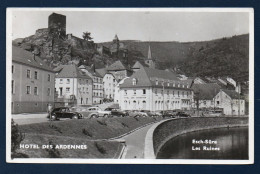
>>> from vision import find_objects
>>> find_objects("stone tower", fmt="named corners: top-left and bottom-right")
top-left (145, 44), bottom-right (155, 69)
top-left (48, 13), bottom-right (66, 38)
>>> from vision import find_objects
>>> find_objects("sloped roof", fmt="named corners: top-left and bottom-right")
top-left (132, 61), bottom-right (144, 69)
top-left (12, 46), bottom-right (53, 72)
top-left (56, 64), bottom-right (91, 79)
top-left (79, 65), bottom-right (102, 78)
top-left (222, 89), bottom-right (241, 99)
top-left (192, 83), bottom-right (221, 100)
top-left (143, 67), bottom-right (179, 81)
top-left (120, 66), bottom-right (191, 90)
top-left (107, 60), bottom-right (126, 71)
top-left (96, 68), bottom-right (108, 77)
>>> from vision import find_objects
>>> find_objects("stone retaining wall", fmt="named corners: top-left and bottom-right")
top-left (144, 117), bottom-right (248, 159)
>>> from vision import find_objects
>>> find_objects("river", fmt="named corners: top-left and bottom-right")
top-left (156, 127), bottom-right (248, 159)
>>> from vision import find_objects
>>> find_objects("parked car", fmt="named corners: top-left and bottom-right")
top-left (176, 111), bottom-right (191, 117)
top-left (140, 110), bottom-right (154, 117)
top-left (162, 110), bottom-right (176, 118)
top-left (127, 110), bottom-right (142, 118)
top-left (152, 111), bottom-right (163, 117)
top-left (108, 108), bottom-right (127, 117)
top-left (83, 107), bottom-right (111, 118)
top-left (50, 107), bottom-right (83, 120)
top-left (206, 110), bottom-right (223, 117)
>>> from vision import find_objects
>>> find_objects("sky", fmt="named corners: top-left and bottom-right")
top-left (11, 9), bottom-right (250, 43)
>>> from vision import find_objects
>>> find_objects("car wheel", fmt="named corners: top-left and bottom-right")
top-left (91, 114), bottom-right (98, 118)
top-left (51, 115), bottom-right (56, 121)
top-left (104, 114), bottom-right (108, 118)
top-left (72, 115), bottom-right (78, 119)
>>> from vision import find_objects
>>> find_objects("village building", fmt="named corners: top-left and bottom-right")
top-left (79, 65), bottom-right (103, 104)
top-left (214, 89), bottom-right (245, 115)
top-left (119, 66), bottom-right (193, 111)
top-left (191, 83), bottom-right (221, 109)
top-left (103, 73), bottom-right (118, 100)
top-left (12, 46), bottom-right (55, 114)
top-left (106, 60), bottom-right (133, 82)
top-left (55, 64), bottom-right (93, 106)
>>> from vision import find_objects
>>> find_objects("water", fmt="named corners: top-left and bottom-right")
top-left (156, 127), bottom-right (248, 159)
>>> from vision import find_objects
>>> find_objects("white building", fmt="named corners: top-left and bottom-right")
top-left (79, 65), bottom-right (103, 104)
top-left (214, 89), bottom-right (245, 115)
top-left (119, 66), bottom-right (193, 111)
top-left (191, 83), bottom-right (221, 109)
top-left (103, 73), bottom-right (117, 100)
top-left (55, 64), bottom-right (93, 106)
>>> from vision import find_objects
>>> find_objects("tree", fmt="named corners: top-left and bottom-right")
top-left (11, 119), bottom-right (25, 153)
top-left (82, 31), bottom-right (93, 41)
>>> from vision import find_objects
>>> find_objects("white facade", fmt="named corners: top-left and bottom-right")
top-left (103, 73), bottom-right (117, 99)
top-left (55, 77), bottom-right (92, 105)
top-left (214, 90), bottom-right (245, 115)
top-left (119, 87), bottom-right (193, 111)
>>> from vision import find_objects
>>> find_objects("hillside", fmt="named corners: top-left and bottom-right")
top-left (13, 30), bottom-right (249, 82)
top-left (99, 34), bottom-right (249, 82)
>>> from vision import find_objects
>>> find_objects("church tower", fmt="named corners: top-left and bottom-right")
top-left (145, 44), bottom-right (155, 69)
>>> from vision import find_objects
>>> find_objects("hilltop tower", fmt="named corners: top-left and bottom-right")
top-left (48, 13), bottom-right (66, 38)
top-left (145, 44), bottom-right (156, 69)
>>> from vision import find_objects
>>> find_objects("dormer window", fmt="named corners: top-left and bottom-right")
top-left (167, 82), bottom-right (170, 86)
top-left (133, 78), bottom-right (137, 85)
top-left (156, 79), bottom-right (158, 85)
top-left (173, 83), bottom-right (175, 87)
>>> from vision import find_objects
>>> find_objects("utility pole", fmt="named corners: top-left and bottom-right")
top-left (162, 81), bottom-right (165, 116)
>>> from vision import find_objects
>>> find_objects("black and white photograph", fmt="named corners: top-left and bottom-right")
top-left (6, 8), bottom-right (254, 164)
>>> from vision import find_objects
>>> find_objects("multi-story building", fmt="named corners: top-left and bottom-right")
top-left (214, 89), bottom-right (245, 115)
top-left (12, 46), bottom-right (55, 114)
top-left (191, 83), bottom-right (221, 109)
top-left (55, 64), bottom-right (92, 106)
top-left (119, 66), bottom-right (193, 111)
top-left (79, 65), bottom-right (103, 104)
top-left (107, 60), bottom-right (132, 82)
top-left (103, 73), bottom-right (118, 100)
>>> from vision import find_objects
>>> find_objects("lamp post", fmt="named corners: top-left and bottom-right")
top-left (162, 81), bottom-right (165, 116)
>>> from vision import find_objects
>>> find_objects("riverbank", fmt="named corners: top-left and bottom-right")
top-left (144, 116), bottom-right (248, 159)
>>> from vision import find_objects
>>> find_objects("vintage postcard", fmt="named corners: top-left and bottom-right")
top-left (6, 8), bottom-right (254, 164)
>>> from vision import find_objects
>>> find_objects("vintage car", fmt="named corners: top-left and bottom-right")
top-left (83, 107), bottom-right (111, 118)
top-left (176, 111), bottom-right (191, 117)
top-left (50, 107), bottom-right (83, 120)
top-left (105, 108), bottom-right (128, 117)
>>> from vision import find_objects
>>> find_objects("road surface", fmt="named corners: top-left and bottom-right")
top-left (121, 123), bottom-right (154, 159)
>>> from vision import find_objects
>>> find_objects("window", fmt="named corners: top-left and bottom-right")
top-left (178, 91), bottom-right (179, 97)
top-left (34, 71), bottom-right (38, 79)
top-left (47, 88), bottom-right (51, 96)
top-left (26, 69), bottom-right (31, 78)
top-left (66, 87), bottom-right (70, 93)
top-left (134, 90), bottom-right (136, 95)
top-left (167, 90), bottom-right (169, 95)
top-left (133, 78), bottom-right (137, 85)
top-left (143, 89), bottom-right (146, 94)
top-left (124, 90), bottom-right (127, 95)
top-left (48, 74), bottom-right (51, 82)
top-left (155, 89), bottom-right (157, 95)
top-left (217, 101), bottom-right (220, 105)
top-left (60, 79), bottom-right (63, 84)
top-left (182, 91), bottom-right (184, 96)
top-left (11, 80), bottom-right (14, 94)
top-left (156, 80), bottom-right (158, 85)
top-left (12, 65), bottom-right (14, 74)
top-left (26, 86), bottom-right (31, 94)
top-left (173, 91), bottom-right (175, 95)
top-left (34, 87), bottom-right (38, 95)
top-left (67, 79), bottom-right (70, 84)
